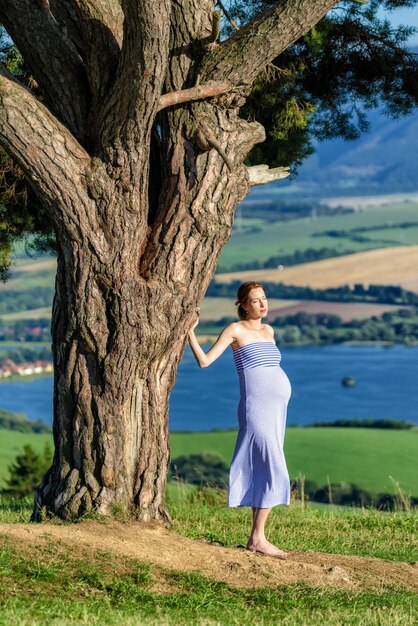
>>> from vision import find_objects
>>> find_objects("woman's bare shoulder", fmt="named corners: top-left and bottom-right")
top-left (221, 321), bottom-right (245, 346)
top-left (264, 324), bottom-right (275, 338)
top-left (224, 321), bottom-right (243, 336)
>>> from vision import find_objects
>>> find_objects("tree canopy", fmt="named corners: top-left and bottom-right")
top-left (1, 1), bottom-right (418, 282)
top-left (1, 2), bottom-right (418, 285)
top-left (226, 0), bottom-right (418, 168)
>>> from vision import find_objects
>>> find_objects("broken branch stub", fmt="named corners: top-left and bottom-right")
top-left (247, 164), bottom-right (290, 186)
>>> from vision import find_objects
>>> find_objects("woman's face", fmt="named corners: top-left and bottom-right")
top-left (243, 287), bottom-right (268, 319)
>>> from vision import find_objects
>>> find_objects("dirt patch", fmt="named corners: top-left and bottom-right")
top-left (1, 520), bottom-right (417, 592)
top-left (268, 300), bottom-right (407, 322)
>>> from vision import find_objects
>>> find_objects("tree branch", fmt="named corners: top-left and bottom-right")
top-left (0, 66), bottom-right (103, 249)
top-left (158, 80), bottom-right (233, 111)
top-left (49, 0), bottom-right (85, 53)
top-left (0, 0), bottom-right (89, 142)
top-left (200, 0), bottom-right (339, 87)
top-left (98, 0), bottom-right (172, 151)
top-left (216, 0), bottom-right (240, 32)
top-left (247, 164), bottom-right (290, 185)
top-left (71, 0), bottom-right (124, 146)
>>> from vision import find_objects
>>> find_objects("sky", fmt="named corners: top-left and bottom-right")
top-left (381, 5), bottom-right (418, 44)
top-left (222, 2), bottom-right (418, 46)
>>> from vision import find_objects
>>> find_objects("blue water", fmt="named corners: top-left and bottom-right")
top-left (0, 345), bottom-right (417, 430)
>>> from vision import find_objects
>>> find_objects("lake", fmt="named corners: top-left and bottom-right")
top-left (0, 344), bottom-right (417, 430)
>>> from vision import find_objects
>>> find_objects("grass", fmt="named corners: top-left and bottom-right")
top-left (218, 201), bottom-right (418, 269)
top-left (166, 484), bottom-right (418, 562)
top-left (0, 489), bottom-right (418, 625)
top-left (1, 540), bottom-right (416, 626)
top-left (169, 428), bottom-right (418, 497)
top-left (2, 487), bottom-right (418, 562)
top-left (1, 427), bottom-right (417, 496)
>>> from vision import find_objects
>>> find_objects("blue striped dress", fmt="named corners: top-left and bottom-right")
top-left (228, 340), bottom-right (291, 508)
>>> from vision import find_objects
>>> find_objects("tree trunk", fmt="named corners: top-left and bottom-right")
top-left (1, 0), bottom-right (339, 524)
top-left (31, 109), bottom-right (257, 520)
top-left (33, 243), bottom-right (185, 522)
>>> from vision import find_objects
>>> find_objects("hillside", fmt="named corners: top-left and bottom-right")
top-left (216, 246), bottom-right (418, 292)
top-left (1, 494), bottom-right (417, 624)
top-left (266, 109), bottom-right (418, 197)
top-left (2, 428), bottom-right (417, 496)
top-left (2, 519), bottom-right (417, 592)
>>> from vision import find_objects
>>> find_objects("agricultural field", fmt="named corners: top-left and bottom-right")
top-left (198, 296), bottom-right (299, 320)
top-left (217, 198), bottom-right (418, 269)
top-left (1, 307), bottom-right (52, 321)
top-left (267, 300), bottom-right (406, 321)
top-left (200, 297), bottom-right (406, 323)
top-left (216, 246), bottom-right (418, 293)
top-left (3, 197), bottom-right (418, 327)
top-left (0, 257), bottom-right (57, 292)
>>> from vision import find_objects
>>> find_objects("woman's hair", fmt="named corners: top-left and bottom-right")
top-left (235, 281), bottom-right (265, 320)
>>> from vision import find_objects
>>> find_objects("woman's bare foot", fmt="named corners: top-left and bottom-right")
top-left (247, 537), bottom-right (288, 559)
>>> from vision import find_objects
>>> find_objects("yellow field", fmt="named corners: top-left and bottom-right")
top-left (13, 258), bottom-right (56, 273)
top-left (1, 307), bottom-right (52, 321)
top-left (216, 246), bottom-right (418, 292)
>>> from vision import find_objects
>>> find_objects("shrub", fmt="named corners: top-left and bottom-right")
top-left (3, 443), bottom-right (52, 497)
top-left (0, 409), bottom-right (51, 433)
top-left (170, 453), bottom-right (229, 488)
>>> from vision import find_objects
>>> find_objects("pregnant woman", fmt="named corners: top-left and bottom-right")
top-left (188, 281), bottom-right (292, 558)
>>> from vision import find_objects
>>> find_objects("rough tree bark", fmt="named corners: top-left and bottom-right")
top-left (0, 0), bottom-right (338, 522)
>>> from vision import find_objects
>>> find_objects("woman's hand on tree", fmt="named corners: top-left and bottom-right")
top-left (190, 308), bottom-right (200, 332)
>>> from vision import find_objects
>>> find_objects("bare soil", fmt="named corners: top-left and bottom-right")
top-left (1, 520), bottom-right (417, 592)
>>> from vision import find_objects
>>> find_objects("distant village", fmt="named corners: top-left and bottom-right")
top-left (0, 358), bottom-right (53, 379)
top-left (0, 321), bottom-right (53, 379)
top-left (0, 323), bottom-right (50, 342)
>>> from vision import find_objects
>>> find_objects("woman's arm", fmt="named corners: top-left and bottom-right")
top-left (188, 319), bottom-right (238, 368)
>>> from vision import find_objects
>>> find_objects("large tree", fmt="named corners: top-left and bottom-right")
top-left (1, 0), bottom-right (417, 523)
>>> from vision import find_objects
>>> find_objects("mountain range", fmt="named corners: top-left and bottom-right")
top-left (256, 108), bottom-right (418, 198)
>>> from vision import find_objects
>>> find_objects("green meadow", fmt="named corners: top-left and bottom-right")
top-left (170, 427), bottom-right (418, 496)
top-left (1, 427), bottom-right (417, 497)
top-left (218, 201), bottom-right (418, 269)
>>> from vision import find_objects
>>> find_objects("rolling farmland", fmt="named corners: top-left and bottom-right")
top-left (216, 246), bottom-right (418, 293)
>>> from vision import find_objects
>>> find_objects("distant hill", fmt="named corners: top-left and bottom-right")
top-left (252, 109), bottom-right (418, 198)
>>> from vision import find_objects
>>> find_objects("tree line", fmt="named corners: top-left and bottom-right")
top-left (0, 287), bottom-right (54, 315)
top-left (198, 308), bottom-right (418, 345)
top-left (4, 445), bottom-right (415, 512)
top-left (0, 409), bottom-right (50, 433)
top-left (207, 280), bottom-right (418, 306)
top-left (168, 453), bottom-right (417, 512)
top-left (217, 247), bottom-right (358, 273)
top-left (236, 200), bottom-right (353, 222)
top-left (0, 319), bottom-right (51, 343)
